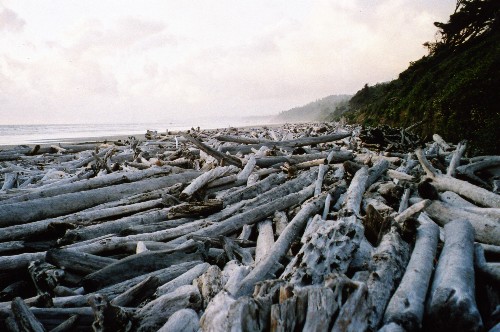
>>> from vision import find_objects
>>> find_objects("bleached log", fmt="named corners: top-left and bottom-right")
top-left (439, 190), bottom-right (476, 207)
top-left (0, 252), bottom-right (45, 273)
top-left (366, 159), bottom-right (389, 188)
top-left (193, 265), bottom-right (224, 308)
top-left (0, 172), bottom-right (200, 227)
top-left (214, 135), bottom-right (268, 144)
top-left (423, 200), bottom-right (500, 245)
top-left (237, 155), bottom-right (256, 181)
top-left (180, 165), bottom-right (238, 199)
top-left (474, 244), bottom-right (500, 284)
top-left (330, 276), bottom-right (370, 332)
top-left (182, 133), bottom-right (242, 167)
top-left (87, 294), bottom-right (132, 332)
top-left (48, 314), bottom-right (79, 332)
top-left (383, 221), bottom-right (440, 331)
top-left (427, 220), bottom-right (483, 331)
top-left (11, 297), bottom-right (46, 332)
top-left (199, 291), bottom-right (236, 332)
top-left (219, 132), bottom-right (351, 154)
top-left (416, 148), bottom-right (500, 208)
top-left (233, 193), bottom-right (327, 297)
top-left (314, 164), bottom-right (327, 196)
top-left (238, 224), bottom-right (253, 240)
top-left (96, 261), bottom-right (201, 300)
top-left (342, 167), bottom-right (369, 216)
top-left (394, 199), bottom-right (431, 225)
top-left (366, 227), bottom-right (411, 330)
top-left (1, 172), bottom-right (18, 190)
top-left (221, 173), bottom-right (286, 207)
top-left (134, 285), bottom-right (202, 332)
top-left (110, 275), bottom-right (160, 307)
top-left (447, 141), bottom-right (467, 177)
top-left (273, 211), bottom-right (288, 237)
top-left (0, 166), bottom-right (181, 205)
top-left (46, 249), bottom-right (117, 275)
top-left (387, 169), bottom-right (414, 181)
top-left (225, 296), bottom-right (260, 331)
top-left (456, 156), bottom-right (500, 187)
top-left (255, 220), bottom-right (275, 263)
top-left (156, 262), bottom-right (210, 297)
top-left (157, 308), bottom-right (199, 332)
top-left (281, 215), bottom-right (363, 286)
top-left (432, 134), bottom-right (451, 151)
top-left (81, 245), bottom-right (205, 292)
top-left (397, 188), bottom-right (411, 214)
top-left (255, 150), bottom-right (352, 168)
top-left (302, 286), bottom-right (339, 332)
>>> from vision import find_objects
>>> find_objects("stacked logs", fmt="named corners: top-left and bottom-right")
top-left (0, 123), bottom-right (499, 332)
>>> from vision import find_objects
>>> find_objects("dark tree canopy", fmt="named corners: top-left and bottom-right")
top-left (424, 0), bottom-right (500, 54)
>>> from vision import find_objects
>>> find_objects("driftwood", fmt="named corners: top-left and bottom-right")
top-left (426, 220), bottom-right (483, 331)
top-left (1, 123), bottom-right (497, 331)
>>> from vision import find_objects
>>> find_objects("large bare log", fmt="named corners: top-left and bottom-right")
top-left (0, 166), bottom-right (182, 205)
top-left (180, 165), bottom-right (238, 199)
top-left (255, 150), bottom-right (353, 168)
top-left (11, 297), bottom-right (46, 332)
top-left (45, 249), bottom-right (117, 275)
top-left (255, 220), bottom-right (275, 264)
top-left (474, 244), bottom-right (500, 284)
top-left (233, 193), bottom-right (327, 297)
top-left (447, 141), bottom-right (467, 177)
top-left (156, 262), bottom-right (210, 297)
top-left (134, 285), bottom-right (202, 332)
top-left (81, 245), bottom-right (206, 292)
top-left (456, 156), bottom-right (500, 187)
top-left (383, 221), bottom-right (440, 331)
top-left (342, 166), bottom-right (369, 216)
top-left (157, 308), bottom-right (199, 332)
top-left (219, 132), bottom-right (351, 154)
top-left (427, 220), bottom-right (483, 331)
top-left (87, 294), bottom-right (133, 332)
top-left (366, 227), bottom-right (411, 330)
top-left (0, 171), bottom-right (200, 227)
top-left (199, 291), bottom-right (236, 332)
top-left (422, 199), bottom-right (500, 245)
top-left (110, 276), bottom-right (160, 307)
top-left (182, 133), bottom-right (242, 167)
top-left (281, 215), bottom-right (363, 286)
top-left (416, 148), bottom-right (500, 208)
top-left (221, 172), bottom-right (286, 207)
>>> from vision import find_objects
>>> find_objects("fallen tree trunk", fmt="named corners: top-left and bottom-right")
top-left (426, 220), bottom-right (483, 331)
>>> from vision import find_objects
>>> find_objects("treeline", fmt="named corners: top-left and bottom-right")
top-left (337, 0), bottom-right (500, 154)
top-left (273, 95), bottom-right (351, 123)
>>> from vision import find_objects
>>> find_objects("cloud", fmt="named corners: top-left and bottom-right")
top-left (0, 6), bottom-right (25, 32)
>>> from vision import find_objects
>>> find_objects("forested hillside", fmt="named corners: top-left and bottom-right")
top-left (273, 95), bottom-right (351, 123)
top-left (340, 0), bottom-right (500, 154)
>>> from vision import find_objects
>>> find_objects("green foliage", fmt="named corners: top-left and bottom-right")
top-left (343, 2), bottom-right (500, 154)
top-left (274, 95), bottom-right (351, 123)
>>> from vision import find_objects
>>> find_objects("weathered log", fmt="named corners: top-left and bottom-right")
top-left (219, 132), bottom-right (351, 154)
top-left (255, 220), bottom-right (275, 264)
top-left (180, 165), bottom-right (238, 199)
top-left (156, 262), bottom-right (210, 297)
top-left (47, 314), bottom-right (79, 332)
top-left (167, 200), bottom-right (223, 219)
top-left (366, 227), bottom-right (411, 330)
top-left (221, 172), bottom-right (286, 207)
top-left (416, 148), bottom-right (500, 208)
top-left (314, 163), bottom-right (327, 196)
top-left (422, 199), bottom-right (500, 245)
top-left (88, 294), bottom-right (133, 332)
top-left (474, 244), bottom-right (500, 284)
top-left (28, 261), bottom-right (64, 296)
top-left (199, 291), bottom-right (236, 332)
top-left (456, 156), bottom-right (500, 187)
top-left (342, 166), bottom-right (369, 216)
top-left (157, 308), bottom-right (199, 332)
top-left (110, 276), bottom-right (160, 307)
top-left (223, 237), bottom-right (254, 266)
top-left (426, 220), bottom-right (483, 331)
top-left (383, 221), bottom-right (440, 331)
top-left (0, 166), bottom-right (181, 205)
top-left (1, 172), bottom-right (18, 191)
top-left (281, 214), bottom-right (363, 286)
top-left (447, 141), bottom-right (467, 177)
top-left (302, 286), bottom-right (339, 332)
top-left (11, 297), bottom-right (46, 332)
top-left (233, 193), bottom-right (327, 297)
top-left (81, 245), bottom-right (206, 292)
top-left (0, 171), bottom-right (201, 227)
top-left (193, 265), bottom-right (224, 308)
top-left (366, 159), bottom-right (389, 188)
top-left (134, 284), bottom-right (202, 332)
top-left (223, 261), bottom-right (252, 296)
top-left (96, 261), bottom-right (202, 300)
top-left (255, 150), bottom-right (353, 168)
top-left (45, 249), bottom-right (117, 276)
top-left (182, 133), bottom-right (242, 167)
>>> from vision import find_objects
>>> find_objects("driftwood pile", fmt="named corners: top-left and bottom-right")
top-left (0, 122), bottom-right (499, 332)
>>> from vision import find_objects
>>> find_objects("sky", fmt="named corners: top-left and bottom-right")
top-left (0, 0), bottom-right (456, 125)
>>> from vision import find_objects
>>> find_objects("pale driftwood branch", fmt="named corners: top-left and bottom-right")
top-left (383, 221), bottom-right (440, 331)
top-left (156, 262), bottom-right (210, 297)
top-left (180, 165), bottom-right (238, 199)
top-left (255, 220), bottom-right (275, 264)
top-left (182, 133), bottom-right (242, 167)
top-left (427, 220), bottom-right (483, 331)
top-left (394, 199), bottom-right (431, 225)
top-left (233, 193), bottom-right (327, 297)
top-left (342, 166), bottom-right (369, 216)
top-left (416, 148), bottom-right (500, 208)
top-left (157, 308), bottom-right (199, 332)
top-left (456, 156), bottom-right (500, 187)
top-left (447, 141), bottom-right (467, 177)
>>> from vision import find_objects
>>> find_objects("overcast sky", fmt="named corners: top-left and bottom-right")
top-left (0, 0), bottom-right (455, 125)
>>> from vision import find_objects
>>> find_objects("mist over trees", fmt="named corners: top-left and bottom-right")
top-left (273, 95), bottom-right (351, 123)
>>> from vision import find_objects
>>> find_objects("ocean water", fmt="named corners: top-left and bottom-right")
top-left (0, 117), bottom-right (275, 146)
